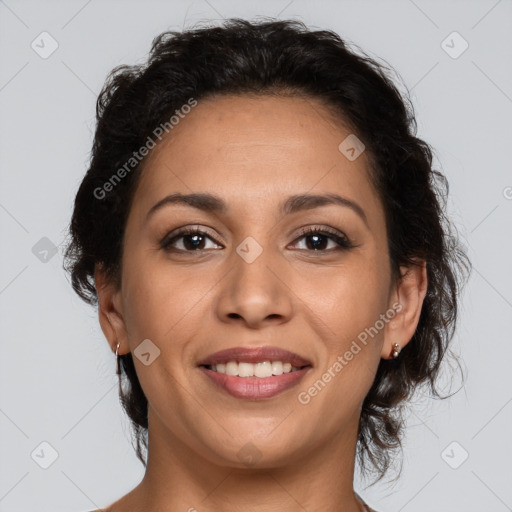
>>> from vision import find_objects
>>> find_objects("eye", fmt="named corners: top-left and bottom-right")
top-left (290, 226), bottom-right (354, 252)
top-left (160, 225), bottom-right (355, 254)
top-left (160, 227), bottom-right (222, 252)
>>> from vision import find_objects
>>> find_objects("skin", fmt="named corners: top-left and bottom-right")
top-left (95, 94), bottom-right (427, 512)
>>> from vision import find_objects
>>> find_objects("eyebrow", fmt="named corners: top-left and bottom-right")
top-left (146, 192), bottom-right (369, 227)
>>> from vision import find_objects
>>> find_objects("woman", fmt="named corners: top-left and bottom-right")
top-left (64, 18), bottom-right (470, 512)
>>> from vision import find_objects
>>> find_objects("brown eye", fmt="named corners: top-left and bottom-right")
top-left (291, 227), bottom-right (354, 252)
top-left (161, 228), bottom-right (222, 252)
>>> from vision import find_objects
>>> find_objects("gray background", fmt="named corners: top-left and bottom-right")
top-left (0, 0), bottom-right (511, 511)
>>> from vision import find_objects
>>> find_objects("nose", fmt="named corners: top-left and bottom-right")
top-left (214, 241), bottom-right (294, 329)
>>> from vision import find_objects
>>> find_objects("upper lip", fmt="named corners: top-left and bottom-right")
top-left (197, 346), bottom-right (312, 368)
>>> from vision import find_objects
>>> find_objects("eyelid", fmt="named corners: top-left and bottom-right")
top-left (293, 225), bottom-right (348, 240)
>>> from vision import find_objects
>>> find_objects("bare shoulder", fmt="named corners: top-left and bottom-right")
top-left (88, 486), bottom-right (144, 512)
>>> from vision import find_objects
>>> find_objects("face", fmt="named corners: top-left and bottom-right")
top-left (98, 94), bottom-right (413, 469)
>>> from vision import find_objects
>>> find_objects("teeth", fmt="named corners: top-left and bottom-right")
top-left (271, 361), bottom-right (283, 375)
top-left (239, 362), bottom-right (254, 377)
top-left (209, 361), bottom-right (302, 377)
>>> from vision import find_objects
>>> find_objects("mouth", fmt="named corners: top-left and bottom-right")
top-left (197, 346), bottom-right (313, 400)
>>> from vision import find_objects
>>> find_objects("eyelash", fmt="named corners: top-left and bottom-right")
top-left (160, 225), bottom-right (355, 254)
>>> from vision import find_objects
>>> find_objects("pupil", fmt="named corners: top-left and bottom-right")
top-left (307, 234), bottom-right (326, 251)
top-left (185, 234), bottom-right (204, 250)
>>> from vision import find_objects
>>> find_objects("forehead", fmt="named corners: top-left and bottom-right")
top-left (133, 94), bottom-right (382, 222)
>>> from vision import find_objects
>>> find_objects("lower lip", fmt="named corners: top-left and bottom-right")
top-left (198, 366), bottom-right (311, 400)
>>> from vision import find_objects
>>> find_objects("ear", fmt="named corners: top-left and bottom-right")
top-left (382, 258), bottom-right (428, 359)
top-left (94, 264), bottom-right (129, 355)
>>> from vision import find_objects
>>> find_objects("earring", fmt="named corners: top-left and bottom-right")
top-left (392, 343), bottom-right (401, 359)
top-left (115, 342), bottom-right (121, 375)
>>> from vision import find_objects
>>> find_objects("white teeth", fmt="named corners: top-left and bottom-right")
top-left (238, 362), bottom-right (254, 377)
top-left (254, 361), bottom-right (272, 378)
top-left (225, 361), bottom-right (238, 376)
top-left (210, 360), bottom-right (302, 377)
top-left (271, 361), bottom-right (283, 375)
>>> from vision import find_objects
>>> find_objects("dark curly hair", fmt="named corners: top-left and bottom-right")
top-left (63, 17), bottom-right (471, 485)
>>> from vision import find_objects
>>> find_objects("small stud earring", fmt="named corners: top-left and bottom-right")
top-left (115, 342), bottom-right (121, 375)
top-left (392, 343), bottom-right (401, 359)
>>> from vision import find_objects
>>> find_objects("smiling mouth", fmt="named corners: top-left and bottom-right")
top-left (198, 362), bottom-right (312, 400)
top-left (200, 360), bottom-right (311, 378)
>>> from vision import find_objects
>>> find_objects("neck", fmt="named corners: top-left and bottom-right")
top-left (123, 406), bottom-right (365, 512)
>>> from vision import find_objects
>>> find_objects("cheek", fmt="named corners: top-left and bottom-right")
top-left (121, 255), bottom-right (215, 347)
top-left (298, 271), bottom-right (386, 416)
top-left (300, 263), bottom-right (388, 343)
